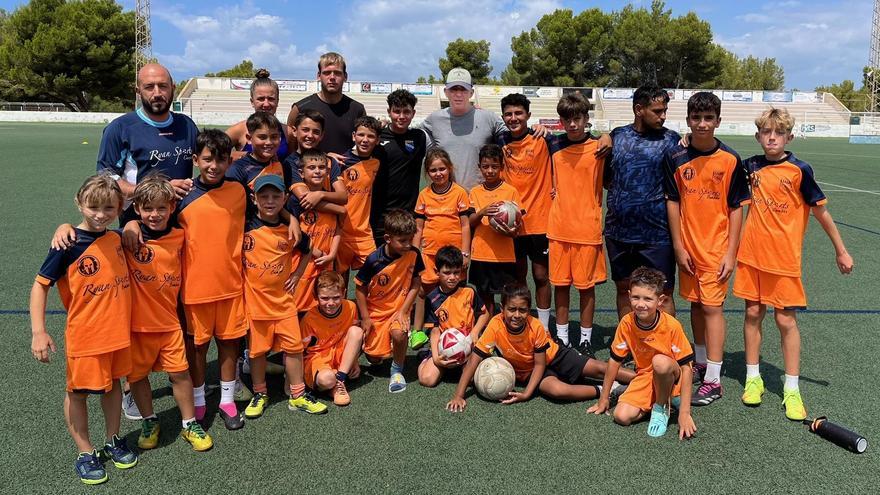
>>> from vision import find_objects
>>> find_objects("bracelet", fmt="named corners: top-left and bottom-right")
top-left (462, 252), bottom-right (470, 257)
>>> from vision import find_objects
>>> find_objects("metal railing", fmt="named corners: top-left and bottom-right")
top-left (0, 101), bottom-right (70, 111)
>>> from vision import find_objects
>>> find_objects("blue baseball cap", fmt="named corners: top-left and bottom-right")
top-left (253, 174), bottom-right (285, 193)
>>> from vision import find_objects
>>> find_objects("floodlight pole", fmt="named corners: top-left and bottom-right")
top-left (134, 0), bottom-right (153, 109)
top-left (869, 0), bottom-right (879, 112)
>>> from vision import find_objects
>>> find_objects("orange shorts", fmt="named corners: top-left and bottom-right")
top-left (128, 331), bottom-right (188, 382)
top-left (733, 262), bottom-right (807, 309)
top-left (420, 252), bottom-right (439, 285)
top-left (185, 297), bottom-right (248, 345)
top-left (679, 268), bottom-right (729, 306)
top-left (66, 347), bottom-right (131, 393)
top-left (248, 315), bottom-right (304, 357)
top-left (548, 240), bottom-right (607, 289)
top-left (337, 237), bottom-right (374, 273)
top-left (618, 370), bottom-right (682, 412)
top-left (304, 338), bottom-right (351, 389)
top-left (363, 316), bottom-right (405, 359)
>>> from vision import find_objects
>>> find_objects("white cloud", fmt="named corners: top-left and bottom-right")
top-left (736, 13), bottom-right (771, 24)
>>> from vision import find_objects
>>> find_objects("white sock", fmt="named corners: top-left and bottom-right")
top-left (580, 326), bottom-right (592, 343)
top-left (193, 385), bottom-right (206, 407)
top-left (537, 307), bottom-right (551, 330)
top-left (220, 380), bottom-right (236, 405)
top-left (694, 344), bottom-right (707, 364)
top-left (704, 359), bottom-right (722, 383)
top-left (555, 323), bottom-right (569, 344)
top-left (746, 364), bottom-right (760, 379)
top-left (784, 374), bottom-right (799, 392)
top-left (182, 417), bottom-right (196, 429)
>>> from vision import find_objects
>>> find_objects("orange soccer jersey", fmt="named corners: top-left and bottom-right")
top-left (355, 246), bottom-right (424, 321)
top-left (547, 136), bottom-right (604, 245)
top-left (125, 225), bottom-right (184, 332)
top-left (499, 130), bottom-right (553, 235)
top-left (737, 153), bottom-right (827, 277)
top-left (177, 177), bottom-right (247, 304)
top-left (227, 154), bottom-right (292, 195)
top-left (610, 312), bottom-right (694, 371)
top-left (36, 229), bottom-right (131, 357)
top-left (468, 182), bottom-right (523, 263)
top-left (341, 151), bottom-right (380, 245)
top-left (288, 198), bottom-right (339, 311)
top-left (424, 285), bottom-right (486, 336)
top-left (663, 141), bottom-right (751, 270)
top-left (474, 314), bottom-right (558, 382)
top-left (302, 299), bottom-right (358, 358)
top-left (414, 183), bottom-right (473, 255)
top-left (242, 216), bottom-right (311, 319)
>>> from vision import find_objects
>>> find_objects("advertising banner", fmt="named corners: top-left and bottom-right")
top-left (762, 92), bottom-right (793, 103)
top-left (360, 82), bottom-right (392, 94)
top-left (523, 87), bottom-right (558, 98)
top-left (230, 79), bottom-right (252, 90)
top-left (477, 86), bottom-right (523, 97)
top-left (793, 92), bottom-right (821, 103)
top-left (722, 91), bottom-right (753, 102)
top-left (277, 80), bottom-right (308, 92)
top-left (402, 83), bottom-right (434, 95)
top-left (601, 88), bottom-right (632, 99)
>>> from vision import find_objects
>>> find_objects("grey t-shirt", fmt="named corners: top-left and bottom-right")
top-left (421, 107), bottom-right (506, 190)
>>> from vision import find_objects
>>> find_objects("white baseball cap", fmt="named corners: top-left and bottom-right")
top-left (445, 67), bottom-right (472, 90)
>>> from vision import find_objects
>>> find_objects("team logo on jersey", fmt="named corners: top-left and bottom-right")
top-left (377, 273), bottom-right (391, 286)
top-left (779, 177), bottom-right (793, 191)
top-left (405, 140), bottom-right (415, 153)
top-left (277, 240), bottom-right (290, 252)
top-left (303, 210), bottom-right (318, 226)
top-left (77, 255), bottom-right (100, 277)
top-left (346, 169), bottom-right (359, 182)
top-left (133, 245), bottom-right (155, 264)
top-left (243, 234), bottom-right (255, 252)
top-left (683, 167), bottom-right (695, 181)
top-left (712, 171), bottom-right (725, 183)
top-left (437, 309), bottom-right (449, 323)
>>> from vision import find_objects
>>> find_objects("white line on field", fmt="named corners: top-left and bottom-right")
top-left (817, 181), bottom-right (880, 196)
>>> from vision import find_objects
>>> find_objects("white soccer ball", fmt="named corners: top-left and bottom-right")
top-left (489, 201), bottom-right (521, 231)
top-left (473, 356), bottom-right (516, 401)
top-left (438, 328), bottom-right (471, 363)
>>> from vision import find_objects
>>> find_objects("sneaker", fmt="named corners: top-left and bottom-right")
top-left (333, 381), bottom-right (351, 407)
top-left (244, 392), bottom-right (268, 419)
top-left (608, 382), bottom-right (627, 408)
top-left (408, 329), bottom-right (429, 350)
top-left (692, 363), bottom-right (707, 385)
top-left (180, 422), bottom-right (213, 452)
top-left (234, 379), bottom-right (253, 402)
top-left (121, 391), bottom-right (142, 421)
top-left (576, 339), bottom-right (595, 358)
top-left (218, 406), bottom-right (245, 430)
top-left (101, 435), bottom-right (138, 469)
top-left (288, 393), bottom-right (329, 414)
top-left (137, 417), bottom-right (160, 450)
top-left (389, 372), bottom-right (407, 393)
top-left (691, 381), bottom-right (723, 406)
top-left (75, 450), bottom-right (108, 485)
top-left (647, 403), bottom-right (671, 437)
top-left (782, 389), bottom-right (807, 421)
top-left (741, 376), bottom-right (765, 406)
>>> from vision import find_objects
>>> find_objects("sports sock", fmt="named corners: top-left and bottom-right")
top-left (143, 414), bottom-right (158, 421)
top-left (537, 307), bottom-right (551, 331)
top-left (746, 364), bottom-right (760, 379)
top-left (252, 382), bottom-right (267, 394)
top-left (694, 345), bottom-right (707, 364)
top-left (219, 380), bottom-right (237, 416)
top-left (391, 361), bottom-right (404, 376)
top-left (704, 359), bottom-right (722, 384)
top-left (290, 382), bottom-right (305, 398)
top-left (182, 417), bottom-right (196, 429)
top-left (336, 371), bottom-right (348, 383)
top-left (555, 323), bottom-right (569, 345)
top-left (784, 374), bottom-right (799, 392)
top-left (193, 385), bottom-right (206, 407)
top-left (595, 384), bottom-right (603, 395)
top-left (580, 326), bottom-right (592, 344)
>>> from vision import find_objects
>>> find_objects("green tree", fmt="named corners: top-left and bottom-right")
top-left (416, 75), bottom-right (439, 84)
top-left (0, 0), bottom-right (134, 111)
top-left (816, 77), bottom-right (870, 112)
top-left (438, 39), bottom-right (493, 84)
top-left (205, 59), bottom-right (256, 78)
top-left (712, 49), bottom-right (784, 90)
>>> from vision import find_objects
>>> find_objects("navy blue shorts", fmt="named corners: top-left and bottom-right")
top-left (605, 237), bottom-right (675, 290)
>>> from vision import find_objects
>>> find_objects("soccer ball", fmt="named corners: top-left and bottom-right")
top-left (438, 328), bottom-right (471, 363)
top-left (473, 356), bottom-right (515, 401)
top-left (489, 201), bottom-right (521, 232)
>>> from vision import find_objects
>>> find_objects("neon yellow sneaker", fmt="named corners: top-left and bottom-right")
top-left (741, 376), bottom-right (765, 406)
top-left (244, 392), bottom-right (268, 419)
top-left (783, 389), bottom-right (807, 421)
top-left (288, 393), bottom-right (328, 414)
top-left (180, 422), bottom-right (213, 452)
top-left (409, 329), bottom-right (429, 350)
top-left (137, 417), bottom-right (160, 450)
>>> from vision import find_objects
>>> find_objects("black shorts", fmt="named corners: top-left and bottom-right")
top-left (468, 260), bottom-right (517, 294)
top-left (514, 234), bottom-right (549, 263)
top-left (605, 237), bottom-right (675, 290)
top-left (543, 346), bottom-right (593, 384)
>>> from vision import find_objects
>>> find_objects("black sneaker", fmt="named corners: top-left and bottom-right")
top-left (576, 339), bottom-right (595, 358)
top-left (218, 406), bottom-right (245, 430)
top-left (101, 435), bottom-right (138, 469)
top-left (692, 362), bottom-right (707, 385)
top-left (75, 450), bottom-right (107, 485)
top-left (609, 383), bottom-right (628, 407)
top-left (691, 381), bottom-right (723, 406)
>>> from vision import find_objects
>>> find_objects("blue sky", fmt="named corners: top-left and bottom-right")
top-left (1, 0), bottom-right (873, 89)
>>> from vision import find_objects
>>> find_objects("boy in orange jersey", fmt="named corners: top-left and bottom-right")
top-left (227, 111), bottom-right (291, 194)
top-left (735, 108), bottom-right (854, 420)
top-left (30, 174), bottom-right (137, 485)
top-left (290, 150), bottom-right (344, 313)
top-left (548, 94), bottom-right (607, 351)
top-left (417, 246), bottom-right (490, 387)
top-left (355, 209), bottom-right (424, 393)
top-left (468, 144), bottom-right (523, 315)
top-left (446, 284), bottom-right (632, 412)
top-left (337, 116), bottom-right (384, 275)
top-left (663, 92), bottom-right (750, 406)
top-left (589, 268), bottom-right (696, 439)
top-left (241, 174), bottom-right (328, 418)
top-left (301, 271), bottom-right (365, 406)
top-left (125, 176), bottom-right (212, 452)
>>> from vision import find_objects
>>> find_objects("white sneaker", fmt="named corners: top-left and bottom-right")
top-left (233, 378), bottom-right (253, 402)
top-left (121, 391), bottom-right (142, 420)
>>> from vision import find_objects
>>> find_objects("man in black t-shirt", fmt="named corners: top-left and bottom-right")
top-left (370, 89), bottom-right (427, 247)
top-left (286, 52), bottom-right (366, 154)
